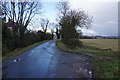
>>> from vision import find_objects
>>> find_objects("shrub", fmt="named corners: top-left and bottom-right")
top-left (62, 38), bottom-right (82, 49)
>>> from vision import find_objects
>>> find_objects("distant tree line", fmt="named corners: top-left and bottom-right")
top-left (80, 36), bottom-right (119, 39)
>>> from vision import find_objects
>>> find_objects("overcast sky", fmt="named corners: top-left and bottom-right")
top-left (29, 0), bottom-right (118, 36)
top-left (69, 1), bottom-right (118, 36)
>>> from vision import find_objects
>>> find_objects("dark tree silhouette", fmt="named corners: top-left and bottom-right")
top-left (40, 18), bottom-right (49, 34)
top-left (57, 1), bottom-right (92, 48)
top-left (2, 1), bottom-right (42, 38)
top-left (56, 1), bottom-right (70, 39)
top-left (60, 10), bottom-right (92, 39)
top-left (56, 1), bottom-right (70, 23)
top-left (55, 28), bottom-right (61, 39)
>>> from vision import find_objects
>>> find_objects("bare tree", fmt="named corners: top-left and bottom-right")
top-left (40, 18), bottom-right (49, 33)
top-left (59, 10), bottom-right (92, 29)
top-left (59, 9), bottom-right (92, 39)
top-left (54, 23), bottom-right (61, 39)
top-left (56, 1), bottom-right (70, 22)
top-left (49, 22), bottom-right (61, 39)
top-left (51, 29), bottom-right (54, 39)
top-left (2, 1), bottom-right (42, 37)
top-left (57, 1), bottom-right (70, 15)
top-left (56, 1), bottom-right (92, 48)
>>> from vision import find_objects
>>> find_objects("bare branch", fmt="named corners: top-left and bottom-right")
top-left (40, 18), bottom-right (49, 33)
top-left (2, 1), bottom-right (42, 37)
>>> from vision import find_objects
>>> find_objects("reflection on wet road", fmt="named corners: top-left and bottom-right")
top-left (2, 40), bottom-right (92, 78)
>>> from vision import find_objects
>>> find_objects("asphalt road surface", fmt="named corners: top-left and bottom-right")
top-left (2, 40), bottom-right (92, 78)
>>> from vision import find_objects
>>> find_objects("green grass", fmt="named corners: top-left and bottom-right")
top-left (3, 40), bottom-right (48, 60)
top-left (91, 57), bottom-right (118, 78)
top-left (57, 39), bottom-right (118, 78)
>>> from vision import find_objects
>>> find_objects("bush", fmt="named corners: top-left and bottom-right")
top-left (62, 38), bottom-right (83, 49)
top-left (2, 26), bottom-right (53, 55)
top-left (2, 44), bottom-right (10, 55)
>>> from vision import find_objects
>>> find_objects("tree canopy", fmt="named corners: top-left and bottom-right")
top-left (57, 1), bottom-right (92, 48)
top-left (2, 1), bottom-right (42, 37)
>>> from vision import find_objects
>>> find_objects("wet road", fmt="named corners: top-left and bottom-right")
top-left (2, 40), bottom-right (92, 78)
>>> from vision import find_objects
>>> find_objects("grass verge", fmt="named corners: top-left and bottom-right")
top-left (3, 40), bottom-right (48, 60)
top-left (56, 40), bottom-right (118, 78)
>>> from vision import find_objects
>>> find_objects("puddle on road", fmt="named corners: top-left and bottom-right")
top-left (13, 58), bottom-right (21, 62)
top-left (73, 62), bottom-right (93, 78)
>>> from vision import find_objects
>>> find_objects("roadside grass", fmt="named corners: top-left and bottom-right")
top-left (3, 40), bottom-right (48, 60)
top-left (57, 40), bottom-right (118, 57)
top-left (91, 57), bottom-right (118, 78)
top-left (57, 39), bottom-right (118, 78)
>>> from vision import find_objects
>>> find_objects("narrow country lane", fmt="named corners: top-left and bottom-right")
top-left (2, 40), bottom-right (92, 78)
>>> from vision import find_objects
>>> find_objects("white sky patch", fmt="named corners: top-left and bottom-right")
top-left (69, 1), bottom-right (118, 36)
top-left (27, 25), bottom-right (52, 33)
top-left (81, 28), bottom-right (98, 36)
top-left (69, 0), bottom-right (119, 3)
top-left (3, 0), bottom-right (117, 2)
top-left (69, 1), bottom-right (98, 12)
top-left (41, 0), bottom-right (119, 2)
top-left (106, 21), bottom-right (117, 24)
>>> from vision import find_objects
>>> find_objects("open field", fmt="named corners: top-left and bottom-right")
top-left (80, 39), bottom-right (118, 51)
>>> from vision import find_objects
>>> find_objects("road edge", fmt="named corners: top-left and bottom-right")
top-left (2, 40), bottom-right (49, 61)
